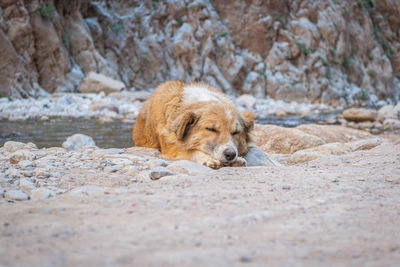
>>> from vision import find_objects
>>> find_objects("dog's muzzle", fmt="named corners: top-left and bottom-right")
top-left (223, 147), bottom-right (237, 163)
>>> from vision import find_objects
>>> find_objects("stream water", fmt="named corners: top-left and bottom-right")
top-left (0, 114), bottom-right (334, 148)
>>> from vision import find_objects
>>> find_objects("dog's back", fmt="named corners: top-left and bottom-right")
top-left (133, 80), bottom-right (184, 148)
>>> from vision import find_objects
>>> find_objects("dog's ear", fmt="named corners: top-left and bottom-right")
top-left (171, 111), bottom-right (199, 140)
top-left (240, 110), bottom-right (255, 132)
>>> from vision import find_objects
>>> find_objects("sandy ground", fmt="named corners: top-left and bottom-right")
top-left (1, 136), bottom-right (400, 266)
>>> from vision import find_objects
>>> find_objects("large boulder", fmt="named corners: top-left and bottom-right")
top-left (288, 138), bottom-right (382, 164)
top-left (79, 72), bottom-right (125, 94)
top-left (251, 124), bottom-right (325, 154)
top-left (295, 124), bottom-right (372, 143)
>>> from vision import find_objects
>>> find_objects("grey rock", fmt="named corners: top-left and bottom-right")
top-left (150, 167), bottom-right (176, 180)
top-left (146, 159), bottom-right (169, 169)
top-left (62, 134), bottom-right (96, 150)
top-left (19, 178), bottom-right (36, 191)
top-left (17, 160), bottom-right (35, 169)
top-left (244, 146), bottom-right (278, 167)
top-left (4, 190), bottom-right (29, 201)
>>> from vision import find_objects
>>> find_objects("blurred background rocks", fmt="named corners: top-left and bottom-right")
top-left (0, 0), bottom-right (399, 106)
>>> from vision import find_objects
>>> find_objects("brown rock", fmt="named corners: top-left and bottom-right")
top-left (342, 108), bottom-right (377, 122)
top-left (251, 124), bottom-right (325, 154)
top-left (9, 150), bottom-right (35, 164)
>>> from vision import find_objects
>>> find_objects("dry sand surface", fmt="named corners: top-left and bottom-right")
top-left (1, 136), bottom-right (400, 266)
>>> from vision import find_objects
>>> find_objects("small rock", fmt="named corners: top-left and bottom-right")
top-left (4, 190), bottom-right (29, 201)
top-left (383, 119), bottom-right (400, 130)
top-left (146, 159), bottom-right (169, 169)
top-left (62, 134), bottom-right (96, 150)
top-left (30, 188), bottom-right (56, 200)
top-left (6, 168), bottom-right (21, 178)
top-left (78, 72), bottom-right (125, 94)
top-left (3, 141), bottom-right (37, 152)
top-left (9, 150), bottom-right (35, 164)
top-left (342, 108), bottom-right (377, 122)
top-left (19, 178), bottom-right (36, 191)
top-left (17, 160), bottom-right (35, 169)
top-left (236, 94), bottom-right (256, 109)
top-left (150, 167), bottom-right (176, 180)
top-left (239, 256), bottom-right (253, 263)
top-left (3, 141), bottom-right (25, 152)
top-left (35, 168), bottom-right (50, 178)
top-left (21, 170), bottom-right (35, 177)
top-left (377, 105), bottom-right (398, 122)
top-left (0, 187), bottom-right (5, 198)
top-left (282, 185), bottom-right (291, 190)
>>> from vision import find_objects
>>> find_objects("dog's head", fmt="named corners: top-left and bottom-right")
top-left (171, 103), bottom-right (254, 165)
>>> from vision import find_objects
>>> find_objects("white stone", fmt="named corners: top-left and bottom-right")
top-left (236, 94), bottom-right (256, 110)
top-left (3, 141), bottom-right (35, 153)
top-left (17, 160), bottom-right (35, 169)
top-left (19, 178), bottom-right (36, 191)
top-left (30, 188), bottom-right (56, 200)
top-left (62, 134), bottom-right (96, 150)
top-left (377, 105), bottom-right (398, 122)
top-left (150, 167), bottom-right (176, 180)
top-left (4, 189), bottom-right (29, 201)
top-left (78, 72), bottom-right (125, 94)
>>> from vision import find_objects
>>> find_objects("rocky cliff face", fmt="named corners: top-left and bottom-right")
top-left (0, 0), bottom-right (399, 105)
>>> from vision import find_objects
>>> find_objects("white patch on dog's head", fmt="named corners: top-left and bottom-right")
top-left (183, 85), bottom-right (230, 104)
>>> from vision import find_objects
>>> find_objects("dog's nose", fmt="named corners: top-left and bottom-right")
top-left (223, 148), bottom-right (237, 162)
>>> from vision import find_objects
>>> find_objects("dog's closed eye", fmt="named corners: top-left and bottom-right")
top-left (206, 127), bottom-right (217, 133)
top-left (232, 131), bottom-right (240, 135)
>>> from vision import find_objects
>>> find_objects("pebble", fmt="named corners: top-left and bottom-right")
top-left (3, 141), bottom-right (26, 152)
top-left (17, 160), bottom-right (35, 169)
top-left (5, 169), bottom-right (21, 178)
top-left (150, 167), bottom-right (176, 180)
top-left (146, 158), bottom-right (169, 169)
top-left (62, 134), bottom-right (96, 150)
top-left (9, 150), bottom-right (35, 164)
top-left (19, 178), bottom-right (37, 191)
top-left (30, 188), bottom-right (56, 200)
top-left (4, 189), bottom-right (29, 201)
top-left (35, 168), bottom-right (50, 178)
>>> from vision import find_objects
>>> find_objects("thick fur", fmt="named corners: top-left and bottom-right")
top-left (133, 81), bottom-right (255, 169)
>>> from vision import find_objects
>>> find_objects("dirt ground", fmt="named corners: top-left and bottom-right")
top-left (1, 136), bottom-right (400, 266)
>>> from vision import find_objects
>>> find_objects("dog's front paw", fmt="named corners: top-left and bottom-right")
top-left (229, 157), bottom-right (247, 167)
top-left (202, 158), bottom-right (223, 169)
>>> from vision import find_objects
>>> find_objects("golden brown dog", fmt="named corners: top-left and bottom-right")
top-left (133, 80), bottom-right (255, 169)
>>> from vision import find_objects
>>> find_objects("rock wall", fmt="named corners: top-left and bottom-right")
top-left (0, 0), bottom-right (399, 105)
